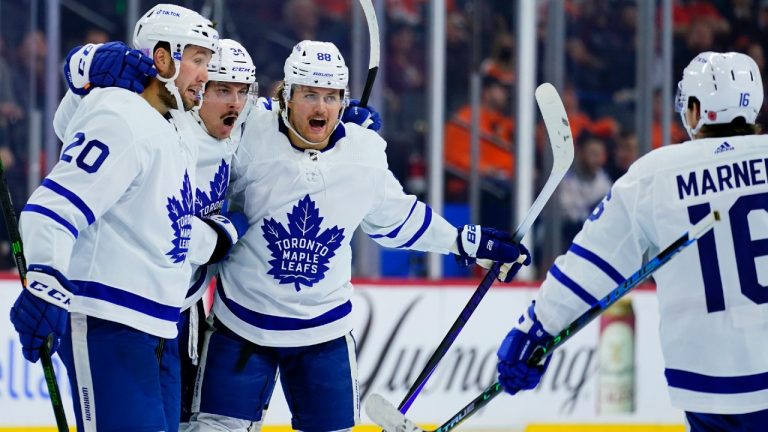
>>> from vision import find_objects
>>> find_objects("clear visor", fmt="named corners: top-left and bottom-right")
top-left (205, 82), bottom-right (259, 104)
top-left (674, 81), bottom-right (685, 113)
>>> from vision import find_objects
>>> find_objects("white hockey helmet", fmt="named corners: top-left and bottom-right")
top-left (280, 40), bottom-right (349, 147)
top-left (133, 4), bottom-right (218, 62)
top-left (208, 39), bottom-right (258, 101)
top-left (132, 4), bottom-right (219, 110)
top-left (209, 39), bottom-right (256, 84)
top-left (676, 51), bottom-right (763, 138)
top-left (282, 40), bottom-right (349, 104)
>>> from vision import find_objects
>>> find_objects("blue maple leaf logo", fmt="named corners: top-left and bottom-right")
top-left (165, 171), bottom-right (194, 263)
top-left (194, 159), bottom-right (229, 217)
top-left (262, 194), bottom-right (345, 291)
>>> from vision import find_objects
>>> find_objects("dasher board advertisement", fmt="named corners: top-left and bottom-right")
top-left (0, 279), bottom-right (683, 429)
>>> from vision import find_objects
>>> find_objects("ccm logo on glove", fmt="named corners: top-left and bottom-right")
top-left (28, 279), bottom-right (71, 306)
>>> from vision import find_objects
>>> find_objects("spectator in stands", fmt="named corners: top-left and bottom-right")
top-left (7, 30), bottom-right (46, 207)
top-left (445, 75), bottom-right (514, 182)
top-left (444, 75), bottom-right (515, 229)
top-left (674, 18), bottom-right (719, 77)
top-left (0, 35), bottom-right (22, 270)
top-left (559, 134), bottom-right (612, 245)
top-left (0, 126), bottom-right (13, 269)
top-left (0, 36), bottom-right (23, 127)
top-left (652, 91), bottom-right (687, 148)
top-left (10, 30), bottom-right (47, 111)
top-left (607, 130), bottom-right (639, 181)
top-left (260, 0), bottom-right (348, 84)
top-left (83, 28), bottom-right (110, 44)
top-left (445, 10), bottom-right (471, 114)
top-left (565, 0), bottom-right (611, 115)
top-left (562, 85), bottom-right (619, 142)
top-left (672, 0), bottom-right (730, 37)
top-left (481, 33), bottom-right (515, 87)
top-left (721, 0), bottom-right (759, 45)
top-left (746, 41), bottom-right (768, 129)
top-left (385, 22), bottom-right (426, 139)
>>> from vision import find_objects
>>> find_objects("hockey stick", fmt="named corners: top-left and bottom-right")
top-left (396, 82), bottom-right (574, 413)
top-left (368, 211), bottom-right (721, 432)
top-left (0, 160), bottom-right (69, 431)
top-left (358, 0), bottom-right (379, 107)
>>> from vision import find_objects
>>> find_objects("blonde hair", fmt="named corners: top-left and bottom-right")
top-left (274, 80), bottom-right (288, 112)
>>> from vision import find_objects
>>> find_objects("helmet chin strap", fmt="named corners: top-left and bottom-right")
top-left (280, 107), bottom-right (345, 148)
top-left (191, 82), bottom-right (206, 113)
top-left (680, 106), bottom-right (705, 140)
top-left (157, 60), bottom-right (184, 111)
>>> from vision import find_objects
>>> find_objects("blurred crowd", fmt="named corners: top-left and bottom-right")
top-left (0, 0), bottom-right (766, 275)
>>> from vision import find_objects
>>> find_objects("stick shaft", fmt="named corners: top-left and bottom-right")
top-left (397, 83), bottom-right (574, 413)
top-left (0, 160), bottom-right (69, 431)
top-left (397, 263), bottom-right (500, 412)
top-left (359, 0), bottom-right (379, 107)
top-left (428, 212), bottom-right (719, 432)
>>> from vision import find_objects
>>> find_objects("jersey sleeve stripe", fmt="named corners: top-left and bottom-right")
top-left (22, 204), bottom-right (79, 238)
top-left (73, 279), bottom-right (180, 322)
top-left (549, 263), bottom-right (598, 306)
top-left (369, 200), bottom-right (418, 239)
top-left (568, 243), bottom-right (625, 284)
top-left (665, 368), bottom-right (768, 394)
top-left (41, 178), bottom-right (96, 225)
top-left (396, 205), bottom-right (433, 248)
top-left (217, 280), bottom-right (352, 330)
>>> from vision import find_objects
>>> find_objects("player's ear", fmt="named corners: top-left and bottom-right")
top-left (687, 97), bottom-right (701, 125)
top-left (153, 46), bottom-right (175, 79)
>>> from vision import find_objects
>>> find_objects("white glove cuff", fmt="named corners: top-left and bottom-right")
top-left (207, 214), bottom-right (241, 245)
top-left (458, 224), bottom-right (481, 257)
top-left (66, 43), bottom-right (102, 91)
top-left (26, 271), bottom-right (75, 311)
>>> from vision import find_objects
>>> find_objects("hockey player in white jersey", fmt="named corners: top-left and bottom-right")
top-left (186, 40), bottom-right (531, 432)
top-left (55, 37), bottom-right (256, 429)
top-left (8, 4), bottom-right (220, 431)
top-left (59, 36), bottom-right (383, 431)
top-left (496, 51), bottom-right (768, 430)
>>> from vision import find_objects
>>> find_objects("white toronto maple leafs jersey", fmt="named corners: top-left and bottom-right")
top-left (24, 87), bottom-right (197, 338)
top-left (177, 111), bottom-right (241, 310)
top-left (535, 135), bottom-right (768, 414)
top-left (215, 108), bottom-right (458, 347)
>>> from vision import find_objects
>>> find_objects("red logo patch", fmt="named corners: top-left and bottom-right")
top-left (707, 111), bottom-right (717, 121)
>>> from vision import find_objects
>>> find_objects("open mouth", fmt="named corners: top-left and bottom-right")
top-left (309, 118), bottom-right (326, 129)
top-left (187, 89), bottom-right (200, 100)
top-left (223, 115), bottom-right (237, 127)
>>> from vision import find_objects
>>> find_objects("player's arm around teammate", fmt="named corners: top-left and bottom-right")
top-left (187, 40), bottom-right (530, 432)
top-left (10, 4), bottom-right (219, 431)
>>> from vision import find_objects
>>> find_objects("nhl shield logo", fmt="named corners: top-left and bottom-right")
top-left (262, 195), bottom-right (345, 291)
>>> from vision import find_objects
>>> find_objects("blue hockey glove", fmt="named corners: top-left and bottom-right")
top-left (497, 301), bottom-right (554, 395)
top-left (343, 99), bottom-right (382, 131)
top-left (64, 41), bottom-right (156, 96)
top-left (202, 211), bottom-right (249, 263)
top-left (455, 225), bottom-right (531, 282)
top-left (9, 265), bottom-right (78, 363)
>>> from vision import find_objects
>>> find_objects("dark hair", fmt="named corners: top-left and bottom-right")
top-left (688, 97), bottom-right (761, 138)
top-left (153, 41), bottom-right (171, 56)
top-left (698, 119), bottom-right (761, 138)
